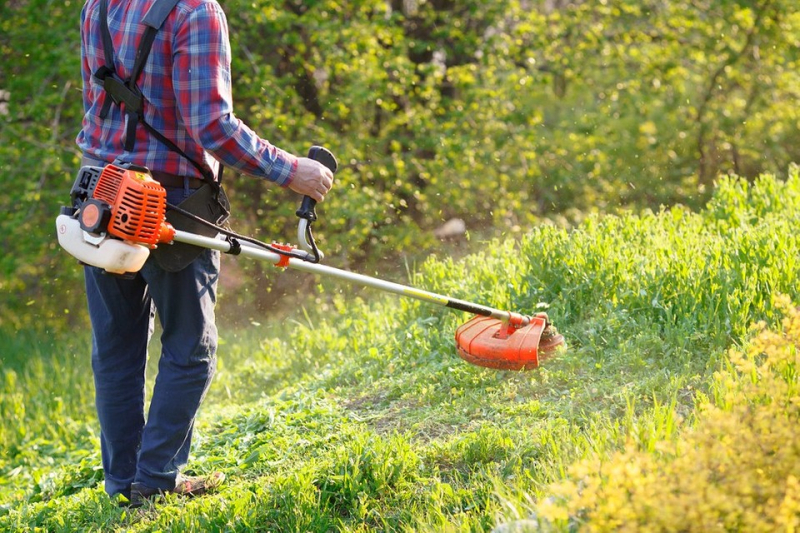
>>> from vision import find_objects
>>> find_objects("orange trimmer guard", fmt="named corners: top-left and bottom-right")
top-left (455, 314), bottom-right (565, 370)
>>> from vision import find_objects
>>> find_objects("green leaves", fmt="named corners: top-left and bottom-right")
top-left (4, 0), bottom-right (800, 330)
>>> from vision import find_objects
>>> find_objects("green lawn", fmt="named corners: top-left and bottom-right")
top-left (2, 169), bottom-right (799, 531)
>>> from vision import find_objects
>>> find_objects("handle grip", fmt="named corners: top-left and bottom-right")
top-left (296, 146), bottom-right (338, 222)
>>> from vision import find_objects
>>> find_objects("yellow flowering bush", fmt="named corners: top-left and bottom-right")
top-left (538, 295), bottom-right (800, 532)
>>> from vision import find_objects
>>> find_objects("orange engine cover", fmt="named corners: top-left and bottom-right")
top-left (455, 315), bottom-right (564, 370)
top-left (92, 165), bottom-right (170, 247)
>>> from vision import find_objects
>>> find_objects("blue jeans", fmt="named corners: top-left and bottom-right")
top-left (84, 185), bottom-right (219, 498)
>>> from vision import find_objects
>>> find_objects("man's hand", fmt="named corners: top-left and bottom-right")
top-left (288, 157), bottom-right (335, 202)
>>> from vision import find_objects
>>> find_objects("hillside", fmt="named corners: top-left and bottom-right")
top-left (1, 169), bottom-right (799, 531)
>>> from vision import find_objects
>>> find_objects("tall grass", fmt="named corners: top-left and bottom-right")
top-left (0, 329), bottom-right (99, 505)
top-left (1, 167), bottom-right (799, 531)
top-left (532, 296), bottom-right (800, 532)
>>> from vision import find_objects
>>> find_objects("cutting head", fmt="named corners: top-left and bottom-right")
top-left (455, 313), bottom-right (565, 370)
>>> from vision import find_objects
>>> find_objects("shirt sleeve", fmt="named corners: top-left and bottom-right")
top-left (171, 1), bottom-right (297, 186)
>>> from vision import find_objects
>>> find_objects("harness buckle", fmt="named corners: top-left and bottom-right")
top-left (102, 74), bottom-right (143, 114)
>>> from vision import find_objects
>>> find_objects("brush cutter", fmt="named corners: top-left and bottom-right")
top-left (55, 147), bottom-right (564, 370)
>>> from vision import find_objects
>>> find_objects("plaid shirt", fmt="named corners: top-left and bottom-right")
top-left (76, 0), bottom-right (297, 186)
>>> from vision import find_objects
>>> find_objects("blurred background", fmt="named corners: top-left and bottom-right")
top-left (1, 0), bottom-right (798, 332)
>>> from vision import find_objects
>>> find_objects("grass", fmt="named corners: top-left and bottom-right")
top-left (534, 297), bottom-right (800, 531)
top-left (1, 167), bottom-right (800, 530)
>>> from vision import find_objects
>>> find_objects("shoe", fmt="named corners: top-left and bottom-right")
top-left (129, 472), bottom-right (225, 507)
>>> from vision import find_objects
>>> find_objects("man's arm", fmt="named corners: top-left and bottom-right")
top-left (172, 1), bottom-right (298, 186)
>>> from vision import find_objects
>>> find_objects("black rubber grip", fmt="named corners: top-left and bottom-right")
top-left (296, 146), bottom-right (338, 222)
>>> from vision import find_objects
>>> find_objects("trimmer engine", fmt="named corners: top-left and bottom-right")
top-left (56, 164), bottom-right (175, 274)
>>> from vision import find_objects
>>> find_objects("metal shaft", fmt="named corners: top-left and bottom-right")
top-left (173, 230), bottom-right (521, 323)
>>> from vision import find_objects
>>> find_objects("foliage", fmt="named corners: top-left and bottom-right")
top-left (1, 170), bottom-right (800, 530)
top-left (534, 295), bottom-right (800, 532)
top-left (0, 0), bottom-right (86, 330)
top-left (2, 0), bottom-right (800, 328)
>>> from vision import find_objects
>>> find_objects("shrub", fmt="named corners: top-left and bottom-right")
top-left (536, 295), bottom-right (800, 532)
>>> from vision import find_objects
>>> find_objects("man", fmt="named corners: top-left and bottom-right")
top-left (76, 0), bottom-right (334, 506)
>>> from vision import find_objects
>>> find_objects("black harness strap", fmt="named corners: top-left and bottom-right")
top-left (137, 0), bottom-right (182, 73)
top-left (93, 0), bottom-right (221, 189)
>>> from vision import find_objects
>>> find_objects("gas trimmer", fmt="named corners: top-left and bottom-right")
top-left (56, 147), bottom-right (565, 370)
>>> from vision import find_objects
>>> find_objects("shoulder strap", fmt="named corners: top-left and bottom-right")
top-left (99, 0), bottom-right (117, 70)
top-left (94, 0), bottom-right (222, 188)
top-left (130, 0), bottom-right (182, 84)
top-left (143, 0), bottom-right (182, 28)
top-left (97, 0), bottom-right (116, 119)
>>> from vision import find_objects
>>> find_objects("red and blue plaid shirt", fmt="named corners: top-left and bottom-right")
top-left (77, 0), bottom-right (297, 186)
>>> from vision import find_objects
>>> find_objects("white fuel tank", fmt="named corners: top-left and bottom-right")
top-left (56, 214), bottom-right (150, 274)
